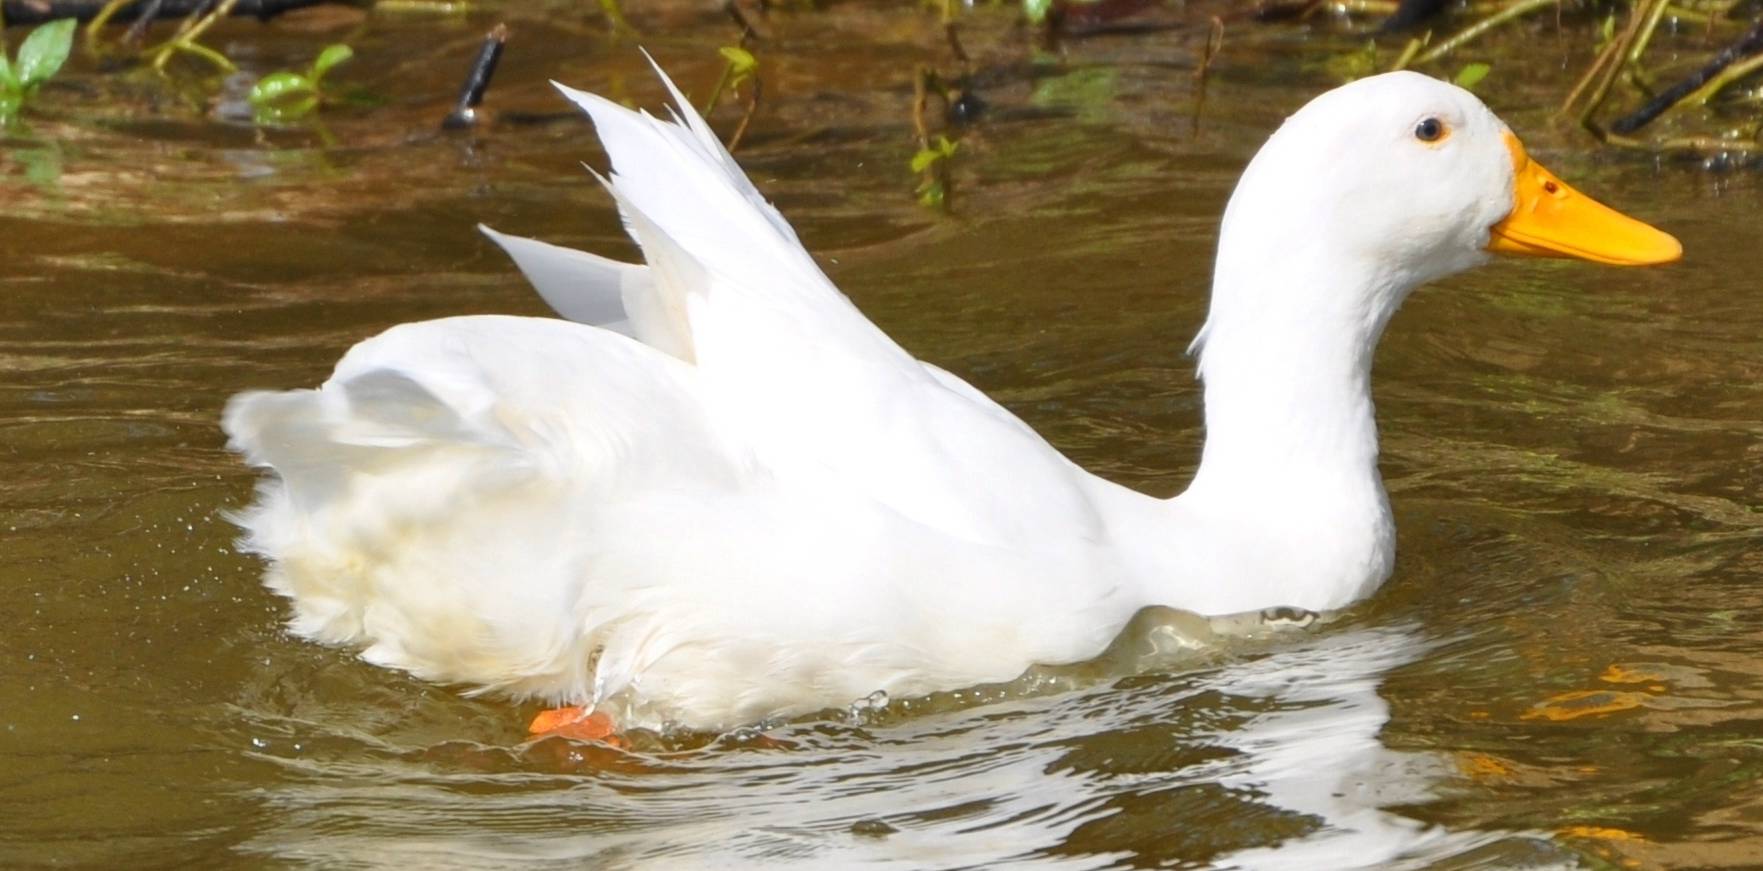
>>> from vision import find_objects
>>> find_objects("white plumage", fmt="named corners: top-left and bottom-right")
top-left (225, 59), bottom-right (1677, 732)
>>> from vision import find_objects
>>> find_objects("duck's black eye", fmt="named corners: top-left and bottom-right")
top-left (1415, 117), bottom-right (1445, 142)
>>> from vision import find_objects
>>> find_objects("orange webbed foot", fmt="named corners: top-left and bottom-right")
top-left (528, 705), bottom-right (625, 747)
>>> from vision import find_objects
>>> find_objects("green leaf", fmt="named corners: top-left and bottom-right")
top-left (253, 94), bottom-right (320, 124)
top-left (916, 177), bottom-right (946, 208)
top-left (911, 137), bottom-right (960, 174)
top-left (909, 147), bottom-right (941, 173)
top-left (16, 18), bottom-right (76, 89)
top-left (718, 46), bottom-right (757, 78)
top-left (0, 50), bottom-right (16, 94)
top-left (1453, 62), bottom-right (1491, 91)
top-left (1023, 0), bottom-right (1054, 25)
top-left (249, 71), bottom-right (316, 108)
top-left (309, 44), bottom-right (354, 83)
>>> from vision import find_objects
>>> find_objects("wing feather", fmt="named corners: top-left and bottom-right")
top-left (492, 61), bottom-right (1106, 544)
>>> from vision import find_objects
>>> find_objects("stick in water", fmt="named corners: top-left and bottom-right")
top-left (443, 23), bottom-right (508, 130)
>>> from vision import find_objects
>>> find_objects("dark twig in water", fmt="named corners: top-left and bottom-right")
top-left (1191, 15), bottom-right (1223, 134)
top-left (945, 83), bottom-right (983, 127)
top-left (443, 22), bottom-right (507, 130)
top-left (1611, 16), bottom-right (1763, 133)
top-left (933, 0), bottom-right (982, 127)
top-left (912, 66), bottom-right (934, 149)
top-left (1378, 0), bottom-right (1449, 32)
top-left (3, 0), bottom-right (341, 25)
top-left (724, 0), bottom-right (761, 43)
top-left (943, 19), bottom-right (968, 69)
top-left (120, 0), bottom-right (164, 44)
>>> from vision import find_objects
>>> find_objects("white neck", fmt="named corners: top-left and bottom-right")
top-left (1191, 236), bottom-right (1399, 490)
top-left (1122, 235), bottom-right (1414, 615)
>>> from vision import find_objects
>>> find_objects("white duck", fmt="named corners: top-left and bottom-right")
top-left (224, 61), bottom-right (1680, 739)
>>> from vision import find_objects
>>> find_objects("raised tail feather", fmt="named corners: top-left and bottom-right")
top-left (477, 225), bottom-right (643, 336)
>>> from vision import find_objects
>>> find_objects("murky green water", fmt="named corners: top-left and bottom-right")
top-left (4, 2), bottom-right (1762, 867)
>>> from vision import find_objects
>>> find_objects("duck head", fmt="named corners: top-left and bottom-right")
top-left (1198, 71), bottom-right (1680, 369)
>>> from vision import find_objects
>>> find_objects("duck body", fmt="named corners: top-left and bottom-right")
top-left (230, 314), bottom-right (1149, 726)
top-left (225, 63), bottom-right (1678, 731)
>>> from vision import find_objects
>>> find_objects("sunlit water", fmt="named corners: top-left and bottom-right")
top-left (3, 2), bottom-right (1762, 867)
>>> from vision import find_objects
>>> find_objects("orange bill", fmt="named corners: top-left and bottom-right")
top-left (1485, 132), bottom-right (1681, 266)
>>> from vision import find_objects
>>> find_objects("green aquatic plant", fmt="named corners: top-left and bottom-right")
top-left (703, 45), bottom-right (757, 114)
top-left (910, 133), bottom-right (958, 207)
top-left (0, 18), bottom-right (75, 126)
top-left (598, 0), bottom-right (636, 35)
top-left (375, 0), bottom-right (477, 12)
top-left (1390, 0), bottom-right (1555, 71)
top-left (249, 43), bottom-right (355, 124)
top-left (703, 32), bottom-right (760, 151)
top-left (1323, 39), bottom-right (1380, 82)
top-left (1362, 0), bottom-right (1763, 160)
top-left (908, 0), bottom-right (977, 209)
top-left (89, 0), bottom-right (242, 74)
top-left (1454, 61), bottom-right (1491, 90)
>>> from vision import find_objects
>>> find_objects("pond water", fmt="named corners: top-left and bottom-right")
top-left (3, 1), bottom-right (1763, 867)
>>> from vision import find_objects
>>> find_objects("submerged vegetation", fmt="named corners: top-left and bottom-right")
top-left (248, 42), bottom-right (353, 122)
top-left (700, 4), bottom-right (760, 153)
top-left (4, 0), bottom-right (1763, 195)
top-left (1366, 0), bottom-right (1763, 160)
